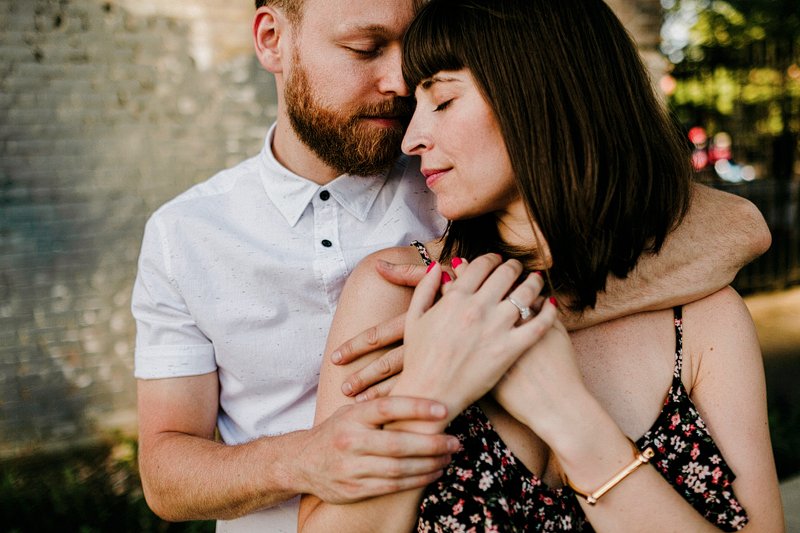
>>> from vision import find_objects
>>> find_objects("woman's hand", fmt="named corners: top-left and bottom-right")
top-left (491, 316), bottom-right (596, 449)
top-left (389, 254), bottom-right (557, 430)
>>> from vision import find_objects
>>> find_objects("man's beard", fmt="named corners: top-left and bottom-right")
top-left (284, 57), bottom-right (414, 177)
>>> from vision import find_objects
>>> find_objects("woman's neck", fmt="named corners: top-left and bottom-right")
top-left (495, 204), bottom-right (550, 271)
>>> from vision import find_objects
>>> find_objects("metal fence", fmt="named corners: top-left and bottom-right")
top-left (714, 179), bottom-right (800, 294)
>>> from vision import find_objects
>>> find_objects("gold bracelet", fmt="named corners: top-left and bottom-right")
top-left (566, 440), bottom-right (655, 506)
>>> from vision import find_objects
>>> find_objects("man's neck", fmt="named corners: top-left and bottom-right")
top-left (271, 119), bottom-right (341, 185)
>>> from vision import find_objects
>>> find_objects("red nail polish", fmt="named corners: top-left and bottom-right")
top-left (426, 261), bottom-right (437, 273)
top-left (441, 272), bottom-right (452, 284)
top-left (549, 297), bottom-right (558, 308)
top-left (451, 257), bottom-right (463, 269)
top-left (533, 271), bottom-right (543, 277)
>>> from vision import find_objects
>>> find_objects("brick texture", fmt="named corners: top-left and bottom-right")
top-left (0, 0), bottom-right (663, 456)
top-left (0, 0), bottom-right (273, 456)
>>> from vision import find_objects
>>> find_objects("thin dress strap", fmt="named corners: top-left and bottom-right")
top-left (672, 305), bottom-right (684, 380)
top-left (410, 240), bottom-right (433, 266)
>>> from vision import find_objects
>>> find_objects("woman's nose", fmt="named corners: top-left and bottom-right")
top-left (401, 113), bottom-right (430, 155)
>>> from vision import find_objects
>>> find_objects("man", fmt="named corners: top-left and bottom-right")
top-left (132, 0), bottom-right (770, 531)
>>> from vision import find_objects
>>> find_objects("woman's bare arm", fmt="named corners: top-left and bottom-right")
top-left (492, 286), bottom-right (783, 532)
top-left (298, 247), bottom-right (448, 532)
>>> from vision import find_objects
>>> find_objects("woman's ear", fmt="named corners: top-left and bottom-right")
top-left (253, 6), bottom-right (289, 73)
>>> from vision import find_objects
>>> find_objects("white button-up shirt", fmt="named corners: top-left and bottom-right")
top-left (131, 124), bottom-right (445, 531)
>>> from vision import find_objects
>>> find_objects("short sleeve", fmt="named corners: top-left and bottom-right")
top-left (131, 215), bottom-right (217, 379)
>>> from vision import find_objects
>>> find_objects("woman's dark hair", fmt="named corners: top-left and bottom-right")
top-left (403, 0), bottom-right (692, 311)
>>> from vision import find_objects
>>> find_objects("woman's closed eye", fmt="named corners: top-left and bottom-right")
top-left (434, 99), bottom-right (453, 112)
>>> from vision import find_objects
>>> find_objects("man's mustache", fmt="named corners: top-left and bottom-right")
top-left (357, 97), bottom-right (415, 123)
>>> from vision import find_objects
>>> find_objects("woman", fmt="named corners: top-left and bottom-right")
top-left (298, 0), bottom-right (783, 530)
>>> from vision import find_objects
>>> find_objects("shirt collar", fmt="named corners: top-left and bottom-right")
top-left (259, 123), bottom-right (396, 227)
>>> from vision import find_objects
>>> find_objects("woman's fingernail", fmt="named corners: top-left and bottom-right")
top-left (341, 382), bottom-right (353, 395)
top-left (426, 261), bottom-right (437, 273)
top-left (441, 272), bottom-right (452, 284)
top-left (451, 257), bottom-right (463, 269)
top-left (549, 297), bottom-right (558, 308)
top-left (331, 351), bottom-right (342, 364)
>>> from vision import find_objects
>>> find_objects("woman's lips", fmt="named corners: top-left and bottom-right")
top-left (421, 168), bottom-right (450, 188)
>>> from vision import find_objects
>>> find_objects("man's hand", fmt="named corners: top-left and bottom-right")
top-left (331, 259), bottom-right (429, 399)
top-left (298, 396), bottom-right (460, 503)
top-left (331, 310), bottom-right (405, 400)
top-left (332, 258), bottom-right (467, 400)
top-left (375, 258), bottom-right (429, 287)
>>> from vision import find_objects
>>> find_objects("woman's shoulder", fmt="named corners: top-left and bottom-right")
top-left (681, 286), bottom-right (761, 389)
top-left (683, 284), bottom-right (748, 316)
top-left (337, 244), bottom-right (433, 322)
top-left (681, 285), bottom-right (755, 340)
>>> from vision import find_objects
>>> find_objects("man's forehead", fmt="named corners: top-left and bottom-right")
top-left (300, 0), bottom-right (418, 33)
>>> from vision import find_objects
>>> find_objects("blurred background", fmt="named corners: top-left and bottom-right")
top-left (0, 0), bottom-right (798, 531)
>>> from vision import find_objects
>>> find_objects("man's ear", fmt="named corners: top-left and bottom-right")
top-left (253, 6), bottom-right (290, 73)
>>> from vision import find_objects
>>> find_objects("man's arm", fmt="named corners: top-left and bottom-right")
top-left (333, 183), bottom-right (770, 397)
top-left (137, 373), bottom-right (458, 522)
top-left (565, 182), bottom-right (771, 329)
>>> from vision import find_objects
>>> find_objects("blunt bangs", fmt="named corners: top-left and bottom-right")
top-left (402, 0), bottom-right (468, 90)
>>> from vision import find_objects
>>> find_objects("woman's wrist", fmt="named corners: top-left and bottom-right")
top-left (509, 378), bottom-right (596, 444)
top-left (388, 378), bottom-right (453, 434)
top-left (543, 397), bottom-right (635, 492)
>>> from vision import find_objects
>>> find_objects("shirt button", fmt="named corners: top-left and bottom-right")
top-left (319, 190), bottom-right (330, 201)
top-left (321, 239), bottom-right (333, 248)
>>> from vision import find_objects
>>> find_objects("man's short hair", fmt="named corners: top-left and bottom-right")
top-left (255, 1), bottom-right (303, 23)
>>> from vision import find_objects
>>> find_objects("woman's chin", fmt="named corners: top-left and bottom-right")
top-left (435, 202), bottom-right (482, 222)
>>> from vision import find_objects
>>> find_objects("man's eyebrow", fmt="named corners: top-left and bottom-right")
top-left (420, 75), bottom-right (460, 90)
top-left (337, 24), bottom-right (393, 40)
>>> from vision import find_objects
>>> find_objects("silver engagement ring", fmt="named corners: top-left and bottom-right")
top-left (507, 296), bottom-right (533, 321)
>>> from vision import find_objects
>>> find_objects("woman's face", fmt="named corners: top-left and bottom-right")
top-left (401, 69), bottom-right (523, 223)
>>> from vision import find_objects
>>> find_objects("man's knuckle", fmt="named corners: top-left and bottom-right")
top-left (389, 350), bottom-right (402, 368)
top-left (391, 349), bottom-right (404, 366)
top-left (401, 264), bottom-right (417, 277)
top-left (349, 374), bottom-right (364, 390)
top-left (340, 340), bottom-right (354, 357)
top-left (376, 381), bottom-right (391, 397)
top-left (360, 387), bottom-right (375, 401)
top-left (378, 357), bottom-right (392, 375)
top-left (366, 326), bottom-right (380, 346)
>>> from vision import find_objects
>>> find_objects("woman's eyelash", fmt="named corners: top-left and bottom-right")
top-left (434, 99), bottom-right (453, 112)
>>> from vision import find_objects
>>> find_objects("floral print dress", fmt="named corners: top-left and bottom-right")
top-left (414, 304), bottom-right (749, 532)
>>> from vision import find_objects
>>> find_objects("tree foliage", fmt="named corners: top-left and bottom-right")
top-left (663, 0), bottom-right (799, 178)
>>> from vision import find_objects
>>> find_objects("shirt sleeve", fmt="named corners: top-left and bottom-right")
top-left (131, 214), bottom-right (217, 379)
